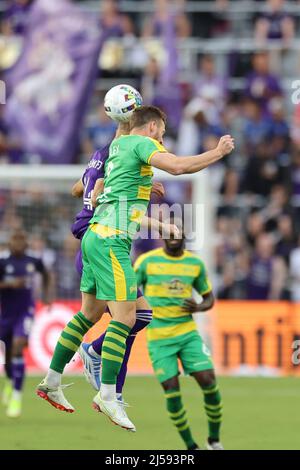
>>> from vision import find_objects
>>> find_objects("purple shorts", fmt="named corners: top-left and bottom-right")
top-left (0, 309), bottom-right (34, 342)
top-left (75, 248), bottom-right (143, 298)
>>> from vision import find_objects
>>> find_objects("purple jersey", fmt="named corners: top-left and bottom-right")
top-left (0, 253), bottom-right (45, 318)
top-left (71, 145), bottom-right (110, 240)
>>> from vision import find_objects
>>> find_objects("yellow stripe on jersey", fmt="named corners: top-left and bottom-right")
top-left (109, 248), bottom-right (127, 301)
top-left (145, 284), bottom-right (193, 298)
top-left (152, 306), bottom-right (191, 319)
top-left (147, 321), bottom-right (197, 341)
top-left (137, 185), bottom-right (152, 200)
top-left (130, 208), bottom-right (146, 224)
top-left (90, 223), bottom-right (124, 238)
top-left (140, 165), bottom-right (154, 177)
top-left (146, 262), bottom-right (200, 277)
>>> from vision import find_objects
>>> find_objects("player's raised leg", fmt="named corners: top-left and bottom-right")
top-left (36, 292), bottom-right (106, 413)
top-left (80, 293), bottom-right (152, 396)
top-left (191, 370), bottom-right (223, 450)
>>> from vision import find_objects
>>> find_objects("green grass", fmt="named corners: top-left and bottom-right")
top-left (0, 376), bottom-right (299, 450)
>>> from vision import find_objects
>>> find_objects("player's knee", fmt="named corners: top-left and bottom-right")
top-left (194, 370), bottom-right (216, 389)
top-left (162, 377), bottom-right (180, 392)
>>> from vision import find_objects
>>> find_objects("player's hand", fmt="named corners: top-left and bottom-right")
top-left (216, 135), bottom-right (235, 157)
top-left (182, 298), bottom-right (199, 313)
top-left (151, 182), bottom-right (165, 198)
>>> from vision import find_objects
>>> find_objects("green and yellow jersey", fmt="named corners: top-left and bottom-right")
top-left (90, 135), bottom-right (167, 240)
top-left (134, 247), bottom-right (212, 344)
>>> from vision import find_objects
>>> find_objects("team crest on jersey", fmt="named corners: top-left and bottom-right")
top-left (165, 279), bottom-right (185, 295)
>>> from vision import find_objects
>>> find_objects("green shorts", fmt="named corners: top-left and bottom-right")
top-left (147, 332), bottom-right (214, 383)
top-left (80, 224), bottom-right (137, 301)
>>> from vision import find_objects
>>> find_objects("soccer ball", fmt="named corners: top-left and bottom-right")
top-left (104, 84), bottom-right (143, 123)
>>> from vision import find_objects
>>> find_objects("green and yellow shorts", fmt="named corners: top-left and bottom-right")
top-left (80, 224), bottom-right (137, 301)
top-left (147, 331), bottom-right (214, 383)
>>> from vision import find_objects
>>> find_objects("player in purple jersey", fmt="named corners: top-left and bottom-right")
top-left (0, 230), bottom-right (51, 418)
top-left (70, 123), bottom-right (173, 402)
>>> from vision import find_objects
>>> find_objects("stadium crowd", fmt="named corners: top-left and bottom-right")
top-left (0, 0), bottom-right (300, 301)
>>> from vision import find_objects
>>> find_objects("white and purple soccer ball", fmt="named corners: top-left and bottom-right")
top-left (104, 84), bottom-right (143, 123)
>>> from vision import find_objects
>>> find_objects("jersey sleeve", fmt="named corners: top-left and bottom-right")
top-left (133, 255), bottom-right (147, 287)
top-left (193, 259), bottom-right (212, 296)
top-left (135, 138), bottom-right (167, 165)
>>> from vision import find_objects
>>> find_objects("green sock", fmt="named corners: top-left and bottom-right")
top-left (165, 388), bottom-right (197, 450)
top-left (101, 320), bottom-right (131, 385)
top-left (50, 312), bottom-right (93, 373)
top-left (202, 383), bottom-right (223, 441)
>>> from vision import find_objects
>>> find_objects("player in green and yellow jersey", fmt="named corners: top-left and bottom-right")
top-left (38, 105), bottom-right (234, 432)
top-left (134, 229), bottom-right (223, 450)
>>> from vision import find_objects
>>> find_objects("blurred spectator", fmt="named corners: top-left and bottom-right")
top-left (100, 0), bottom-right (134, 39)
top-left (275, 214), bottom-right (296, 264)
top-left (247, 232), bottom-right (287, 300)
top-left (177, 98), bottom-right (224, 155)
top-left (1, 0), bottom-right (34, 36)
top-left (142, 0), bottom-right (191, 39)
top-left (193, 55), bottom-right (228, 124)
top-left (255, 0), bottom-right (295, 43)
top-left (242, 99), bottom-right (272, 151)
top-left (245, 52), bottom-right (282, 115)
top-left (290, 235), bottom-right (300, 302)
top-left (83, 105), bottom-right (117, 156)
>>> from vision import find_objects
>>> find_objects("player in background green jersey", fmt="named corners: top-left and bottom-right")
top-left (134, 227), bottom-right (223, 450)
top-left (38, 106), bottom-right (234, 431)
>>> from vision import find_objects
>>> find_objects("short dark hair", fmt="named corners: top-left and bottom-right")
top-left (129, 105), bottom-right (167, 130)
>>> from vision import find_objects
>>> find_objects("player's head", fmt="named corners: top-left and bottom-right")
top-left (9, 230), bottom-right (28, 256)
top-left (129, 105), bottom-right (166, 144)
top-left (164, 218), bottom-right (185, 255)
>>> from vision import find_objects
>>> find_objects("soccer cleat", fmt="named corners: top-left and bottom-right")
top-left (6, 397), bottom-right (22, 418)
top-left (36, 379), bottom-right (75, 413)
top-left (206, 440), bottom-right (224, 450)
top-left (92, 392), bottom-right (136, 432)
top-left (1, 381), bottom-right (13, 407)
top-left (78, 343), bottom-right (101, 391)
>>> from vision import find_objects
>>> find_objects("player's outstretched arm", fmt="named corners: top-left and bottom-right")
top-left (150, 135), bottom-right (234, 175)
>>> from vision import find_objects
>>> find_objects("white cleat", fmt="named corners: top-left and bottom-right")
top-left (206, 440), bottom-right (224, 450)
top-left (78, 343), bottom-right (101, 391)
top-left (36, 379), bottom-right (75, 413)
top-left (92, 392), bottom-right (136, 432)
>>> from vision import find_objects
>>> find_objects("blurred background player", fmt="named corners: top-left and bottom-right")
top-left (0, 230), bottom-right (50, 418)
top-left (134, 226), bottom-right (223, 451)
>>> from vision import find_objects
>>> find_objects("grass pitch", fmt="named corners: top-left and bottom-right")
top-left (0, 375), bottom-right (299, 450)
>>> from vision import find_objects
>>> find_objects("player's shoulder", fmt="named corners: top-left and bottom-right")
top-left (135, 247), bottom-right (165, 266)
top-left (183, 250), bottom-right (206, 266)
top-left (0, 251), bottom-right (10, 264)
